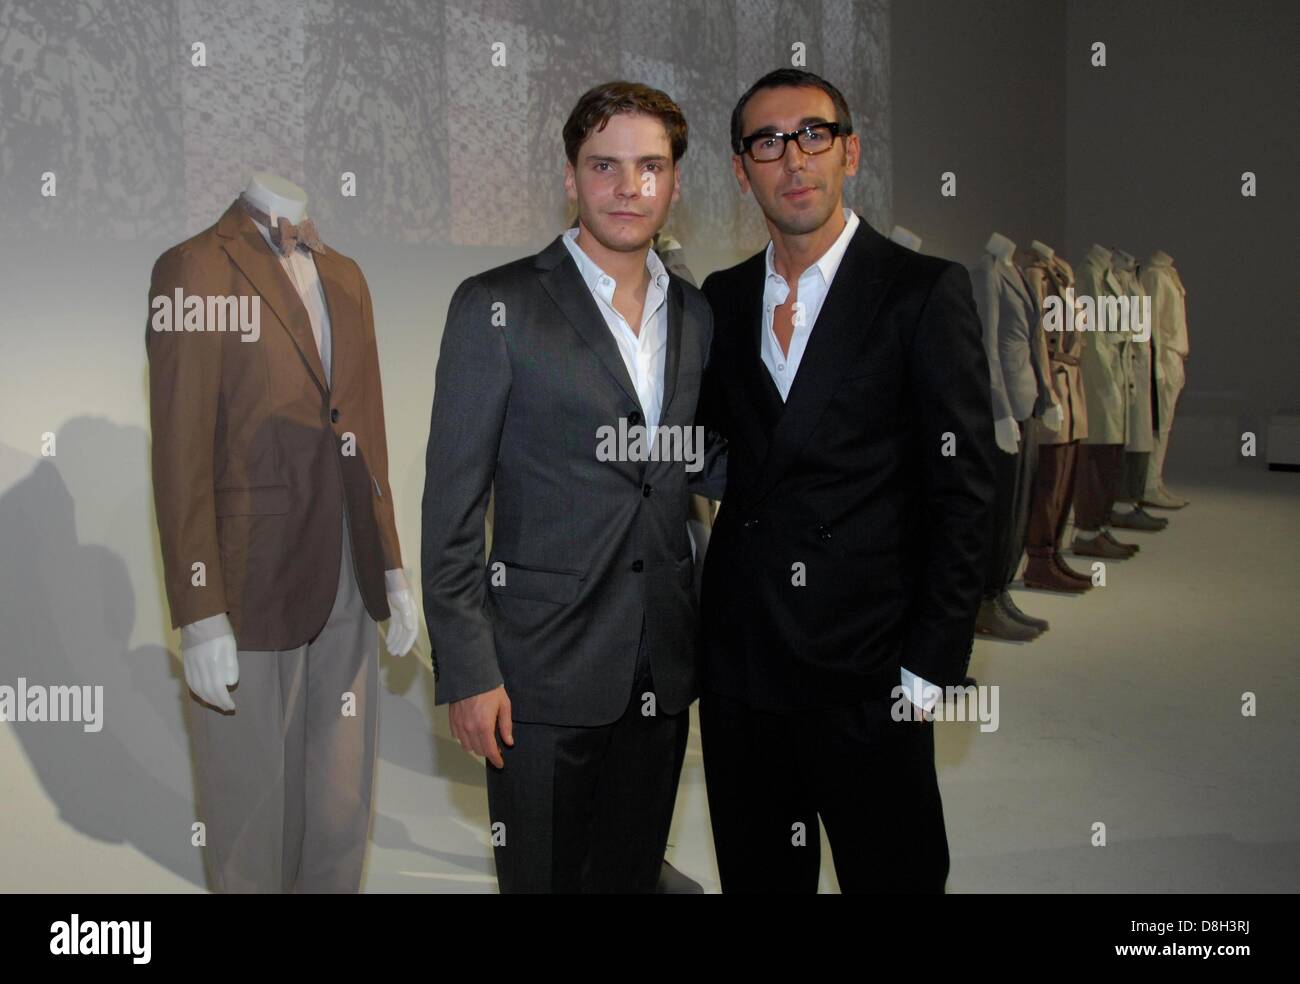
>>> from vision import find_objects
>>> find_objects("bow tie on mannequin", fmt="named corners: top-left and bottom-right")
top-left (239, 196), bottom-right (326, 257)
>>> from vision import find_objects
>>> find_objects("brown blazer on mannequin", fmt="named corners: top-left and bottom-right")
top-left (146, 199), bottom-right (402, 651)
top-left (1020, 253), bottom-right (1089, 444)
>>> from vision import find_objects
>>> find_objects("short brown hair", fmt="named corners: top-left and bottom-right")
top-left (563, 81), bottom-right (688, 164)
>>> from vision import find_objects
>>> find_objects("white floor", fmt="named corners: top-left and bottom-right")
top-left (3, 463), bottom-right (1296, 892)
top-left (361, 463), bottom-right (1300, 893)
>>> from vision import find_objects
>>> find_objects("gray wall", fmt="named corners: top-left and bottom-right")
top-left (1064, 0), bottom-right (1300, 452)
top-left (893, 0), bottom-right (1299, 463)
top-left (891, 0), bottom-right (1067, 265)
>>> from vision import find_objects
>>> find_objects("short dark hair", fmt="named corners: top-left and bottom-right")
top-left (563, 81), bottom-right (689, 165)
top-left (729, 69), bottom-right (853, 155)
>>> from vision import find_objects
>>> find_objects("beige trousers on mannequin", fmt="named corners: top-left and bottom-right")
top-left (1146, 350), bottom-right (1186, 494)
top-left (185, 516), bottom-right (379, 893)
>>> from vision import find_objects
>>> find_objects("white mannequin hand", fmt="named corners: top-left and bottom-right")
top-left (994, 415), bottom-right (1021, 454)
top-left (183, 633), bottom-right (239, 711)
top-left (385, 588), bottom-right (418, 656)
top-left (1042, 401), bottom-right (1064, 432)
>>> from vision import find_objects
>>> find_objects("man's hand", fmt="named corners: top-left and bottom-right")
top-left (449, 685), bottom-right (514, 768)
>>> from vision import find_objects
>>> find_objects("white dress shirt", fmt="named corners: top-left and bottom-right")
top-left (250, 215), bottom-right (333, 383)
top-left (760, 207), bottom-right (940, 712)
top-left (761, 207), bottom-right (859, 400)
top-left (562, 228), bottom-right (670, 446)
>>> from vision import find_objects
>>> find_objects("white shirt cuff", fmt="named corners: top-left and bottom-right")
top-left (385, 568), bottom-right (410, 595)
top-left (900, 668), bottom-right (942, 714)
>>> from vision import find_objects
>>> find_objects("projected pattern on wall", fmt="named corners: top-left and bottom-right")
top-left (0, 0), bottom-right (890, 250)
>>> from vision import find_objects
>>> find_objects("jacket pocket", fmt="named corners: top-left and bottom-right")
top-left (213, 484), bottom-right (291, 517)
top-left (487, 561), bottom-right (584, 605)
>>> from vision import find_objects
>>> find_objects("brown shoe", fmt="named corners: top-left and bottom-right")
top-left (1053, 552), bottom-right (1094, 584)
top-left (1102, 529), bottom-right (1139, 554)
top-left (1072, 532), bottom-right (1131, 559)
top-left (1024, 554), bottom-right (1090, 592)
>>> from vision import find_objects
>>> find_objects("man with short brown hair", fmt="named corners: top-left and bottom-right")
top-left (421, 81), bottom-right (721, 892)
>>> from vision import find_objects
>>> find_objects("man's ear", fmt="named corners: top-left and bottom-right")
top-left (842, 133), bottom-right (861, 178)
top-left (731, 154), bottom-right (751, 195)
top-left (564, 159), bottom-right (578, 203)
top-left (670, 164), bottom-right (682, 205)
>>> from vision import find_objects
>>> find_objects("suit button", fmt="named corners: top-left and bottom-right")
top-left (742, 517), bottom-right (759, 529)
top-left (628, 410), bottom-right (643, 425)
top-left (631, 559), bottom-right (644, 572)
top-left (331, 407), bottom-right (340, 423)
top-left (642, 483), bottom-right (653, 497)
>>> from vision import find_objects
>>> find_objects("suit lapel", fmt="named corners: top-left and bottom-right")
top-left (218, 202), bottom-right (329, 394)
top-left (313, 248), bottom-right (359, 394)
top-left (751, 218), bottom-right (902, 504)
top-left (536, 236), bottom-right (642, 412)
top-left (999, 260), bottom-right (1034, 312)
top-left (727, 256), bottom-right (773, 461)
top-left (659, 276), bottom-right (684, 419)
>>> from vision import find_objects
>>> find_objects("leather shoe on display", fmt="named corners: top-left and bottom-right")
top-left (1024, 554), bottom-right (1090, 591)
top-left (1072, 532), bottom-right (1130, 559)
top-left (1053, 552), bottom-right (1094, 584)
top-left (975, 596), bottom-right (1040, 641)
top-left (1143, 486), bottom-right (1189, 509)
top-left (1109, 506), bottom-right (1168, 531)
top-left (998, 590), bottom-right (1049, 631)
top-left (1102, 529), bottom-right (1139, 554)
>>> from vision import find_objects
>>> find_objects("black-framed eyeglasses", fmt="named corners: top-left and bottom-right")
top-left (739, 122), bottom-right (851, 162)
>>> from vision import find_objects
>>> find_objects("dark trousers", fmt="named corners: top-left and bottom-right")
top-left (485, 618), bottom-right (690, 893)
top-left (700, 689), bottom-right (949, 893)
top-left (983, 417), bottom-right (1039, 594)
top-left (1073, 443), bottom-right (1125, 531)
top-left (1027, 437), bottom-right (1079, 554)
top-left (1118, 450), bottom-right (1151, 503)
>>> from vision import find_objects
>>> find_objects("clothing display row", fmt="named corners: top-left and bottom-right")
top-left (958, 232), bottom-right (1194, 641)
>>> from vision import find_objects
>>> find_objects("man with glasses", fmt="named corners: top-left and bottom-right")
top-left (696, 69), bottom-right (996, 892)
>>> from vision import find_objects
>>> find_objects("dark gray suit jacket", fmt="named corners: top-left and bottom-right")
top-left (421, 235), bottom-right (722, 726)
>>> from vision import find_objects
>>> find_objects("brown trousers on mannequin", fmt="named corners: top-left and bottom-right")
top-left (1073, 444), bottom-right (1125, 532)
top-left (1027, 436), bottom-right (1079, 556)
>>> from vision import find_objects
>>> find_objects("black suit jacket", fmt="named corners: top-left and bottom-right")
top-left (422, 235), bottom-right (723, 726)
top-left (698, 216), bottom-right (996, 711)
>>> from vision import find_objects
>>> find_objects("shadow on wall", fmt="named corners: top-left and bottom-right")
top-left (0, 415), bottom-right (495, 889)
top-left (0, 420), bottom-right (204, 887)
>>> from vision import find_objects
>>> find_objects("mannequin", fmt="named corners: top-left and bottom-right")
top-left (147, 172), bottom-right (417, 893)
top-left (1108, 249), bottom-right (1165, 532)
top-left (1071, 244), bottom-right (1139, 560)
top-left (969, 232), bottom-right (1057, 640)
top-left (1021, 245), bottom-right (1094, 591)
top-left (889, 225), bottom-right (923, 251)
top-left (1140, 249), bottom-right (1190, 507)
top-left (181, 174), bottom-right (418, 709)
